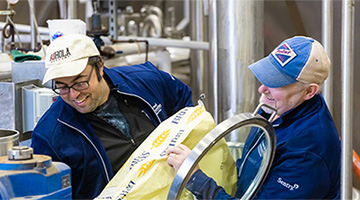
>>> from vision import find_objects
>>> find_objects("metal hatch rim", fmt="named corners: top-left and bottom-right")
top-left (167, 112), bottom-right (276, 200)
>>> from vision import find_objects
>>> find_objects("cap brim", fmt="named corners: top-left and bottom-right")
top-left (42, 57), bottom-right (89, 84)
top-left (248, 56), bottom-right (297, 88)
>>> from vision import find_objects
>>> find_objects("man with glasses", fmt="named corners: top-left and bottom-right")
top-left (31, 34), bottom-right (193, 199)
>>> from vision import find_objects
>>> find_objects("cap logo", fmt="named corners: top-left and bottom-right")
top-left (272, 42), bottom-right (297, 67)
top-left (49, 47), bottom-right (71, 63)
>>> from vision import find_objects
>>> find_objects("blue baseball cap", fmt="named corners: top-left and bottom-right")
top-left (248, 36), bottom-right (330, 88)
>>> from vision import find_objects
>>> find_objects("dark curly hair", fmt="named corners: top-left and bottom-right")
top-left (87, 56), bottom-right (103, 82)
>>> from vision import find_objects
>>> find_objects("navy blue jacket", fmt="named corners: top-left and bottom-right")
top-left (186, 94), bottom-right (340, 199)
top-left (31, 62), bottom-right (193, 199)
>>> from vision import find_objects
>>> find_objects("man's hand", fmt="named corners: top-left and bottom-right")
top-left (166, 144), bottom-right (199, 174)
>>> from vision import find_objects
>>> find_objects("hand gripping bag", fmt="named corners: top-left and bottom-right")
top-left (96, 105), bottom-right (237, 199)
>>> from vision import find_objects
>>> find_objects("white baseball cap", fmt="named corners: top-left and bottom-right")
top-left (42, 34), bottom-right (100, 84)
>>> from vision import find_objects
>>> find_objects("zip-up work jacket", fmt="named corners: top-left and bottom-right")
top-left (31, 61), bottom-right (193, 199)
top-left (186, 94), bottom-right (340, 199)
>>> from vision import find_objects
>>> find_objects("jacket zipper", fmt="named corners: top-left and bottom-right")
top-left (93, 113), bottom-right (137, 146)
top-left (238, 131), bottom-right (265, 177)
top-left (116, 90), bottom-right (162, 124)
top-left (141, 110), bottom-right (151, 120)
top-left (58, 119), bottom-right (110, 182)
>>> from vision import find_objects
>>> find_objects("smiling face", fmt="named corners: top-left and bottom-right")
top-left (258, 82), bottom-right (310, 120)
top-left (54, 64), bottom-right (110, 113)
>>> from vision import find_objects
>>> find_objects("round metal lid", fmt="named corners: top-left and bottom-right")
top-left (8, 146), bottom-right (33, 160)
top-left (167, 105), bottom-right (277, 200)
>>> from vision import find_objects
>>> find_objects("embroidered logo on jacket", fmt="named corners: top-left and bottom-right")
top-left (277, 177), bottom-right (299, 191)
top-left (152, 103), bottom-right (162, 115)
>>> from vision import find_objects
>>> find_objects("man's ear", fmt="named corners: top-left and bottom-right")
top-left (98, 60), bottom-right (104, 76)
top-left (304, 84), bottom-right (319, 100)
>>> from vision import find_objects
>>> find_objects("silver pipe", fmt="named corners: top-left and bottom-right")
top-left (190, 0), bottom-right (203, 103)
top-left (147, 5), bottom-right (163, 21)
top-left (115, 36), bottom-right (209, 50)
top-left (322, 0), bottom-right (333, 113)
top-left (217, 0), bottom-right (237, 122)
top-left (67, 0), bottom-right (77, 19)
top-left (208, 0), bottom-right (218, 123)
top-left (140, 14), bottom-right (162, 38)
top-left (341, 0), bottom-right (354, 199)
top-left (176, 0), bottom-right (190, 31)
top-left (0, 22), bottom-right (49, 35)
top-left (58, 0), bottom-right (67, 19)
top-left (29, 0), bottom-right (36, 49)
top-left (217, 1), bottom-right (263, 143)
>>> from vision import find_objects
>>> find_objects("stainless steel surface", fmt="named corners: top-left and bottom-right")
top-left (58, 0), bottom-right (66, 19)
top-left (0, 129), bottom-right (19, 157)
top-left (167, 112), bottom-right (276, 200)
top-left (322, 0), bottom-right (333, 113)
top-left (0, 79), bottom-right (42, 133)
top-left (67, 0), bottom-right (77, 19)
top-left (0, 71), bottom-right (11, 81)
top-left (208, 0), bottom-right (218, 123)
top-left (8, 146), bottom-right (33, 160)
top-left (0, 82), bottom-right (16, 130)
top-left (190, 0), bottom-right (208, 105)
top-left (217, 0), bottom-right (237, 123)
top-left (11, 61), bottom-right (50, 88)
top-left (341, 0), bottom-right (354, 199)
top-left (236, 0), bottom-right (264, 114)
top-left (218, 0), bottom-right (263, 142)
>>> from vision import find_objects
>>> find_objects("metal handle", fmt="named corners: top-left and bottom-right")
top-left (253, 103), bottom-right (277, 122)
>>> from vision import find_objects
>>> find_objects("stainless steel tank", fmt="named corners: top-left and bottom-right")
top-left (0, 129), bottom-right (19, 156)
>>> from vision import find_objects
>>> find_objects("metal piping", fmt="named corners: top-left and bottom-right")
top-left (115, 36), bottom-right (209, 50)
top-left (217, 0), bottom-right (237, 123)
top-left (341, 0), bottom-right (354, 199)
top-left (176, 0), bottom-right (190, 31)
top-left (208, 0), bottom-right (218, 123)
top-left (0, 23), bottom-right (49, 35)
top-left (322, 0), bottom-right (333, 113)
top-left (29, 0), bottom-right (36, 50)
top-left (217, 1), bottom-right (262, 143)
top-left (189, 0), bottom-right (207, 104)
top-left (67, 0), bottom-right (77, 19)
top-left (57, 0), bottom-right (66, 19)
top-left (140, 14), bottom-right (162, 38)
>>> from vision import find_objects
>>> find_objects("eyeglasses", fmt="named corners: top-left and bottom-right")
top-left (52, 67), bottom-right (94, 95)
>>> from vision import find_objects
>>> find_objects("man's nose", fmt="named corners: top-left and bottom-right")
top-left (69, 88), bottom-right (80, 99)
top-left (258, 84), bottom-right (268, 93)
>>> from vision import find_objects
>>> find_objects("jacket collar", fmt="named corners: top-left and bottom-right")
top-left (103, 66), bottom-right (135, 95)
top-left (260, 94), bottom-right (324, 126)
